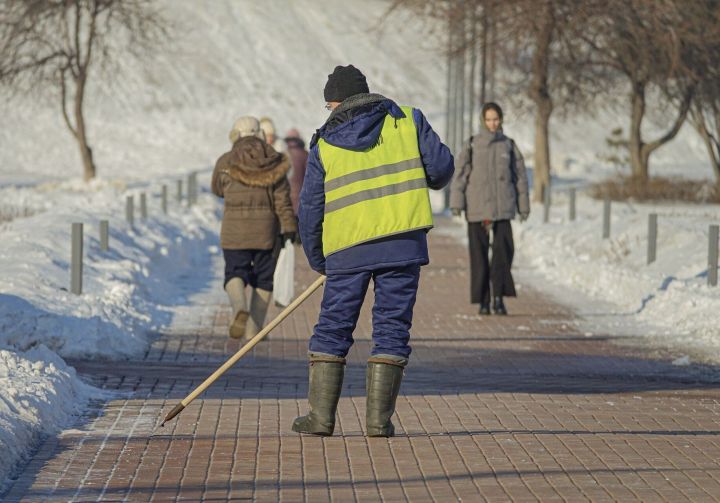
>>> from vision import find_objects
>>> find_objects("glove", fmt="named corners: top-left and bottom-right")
top-left (282, 231), bottom-right (298, 244)
top-left (451, 208), bottom-right (462, 217)
top-left (519, 213), bottom-right (529, 222)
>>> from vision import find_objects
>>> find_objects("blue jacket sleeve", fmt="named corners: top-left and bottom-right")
top-left (298, 144), bottom-right (326, 273)
top-left (413, 108), bottom-right (454, 190)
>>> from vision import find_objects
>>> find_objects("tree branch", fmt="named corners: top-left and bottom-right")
top-left (59, 68), bottom-right (78, 139)
top-left (644, 85), bottom-right (695, 155)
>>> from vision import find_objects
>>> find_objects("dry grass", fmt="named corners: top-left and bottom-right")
top-left (0, 205), bottom-right (39, 224)
top-left (589, 176), bottom-right (720, 204)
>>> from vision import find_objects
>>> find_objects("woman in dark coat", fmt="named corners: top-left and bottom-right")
top-left (449, 103), bottom-right (530, 315)
top-left (212, 116), bottom-right (297, 338)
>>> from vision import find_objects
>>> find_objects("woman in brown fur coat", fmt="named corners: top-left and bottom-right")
top-left (212, 116), bottom-right (297, 339)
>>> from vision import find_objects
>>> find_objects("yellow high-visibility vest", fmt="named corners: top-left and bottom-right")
top-left (318, 105), bottom-right (433, 257)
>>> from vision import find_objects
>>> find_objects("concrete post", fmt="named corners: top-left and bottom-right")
top-left (602, 198), bottom-right (611, 239)
top-left (126, 196), bottom-right (134, 226)
top-left (100, 219), bottom-right (109, 252)
top-left (176, 180), bottom-right (183, 203)
top-left (161, 185), bottom-right (168, 214)
top-left (187, 174), bottom-right (194, 207)
top-left (543, 186), bottom-right (551, 223)
top-left (569, 188), bottom-right (576, 222)
top-left (647, 213), bottom-right (657, 265)
top-left (71, 223), bottom-right (83, 295)
top-left (709, 224), bottom-right (719, 287)
top-left (140, 193), bottom-right (148, 219)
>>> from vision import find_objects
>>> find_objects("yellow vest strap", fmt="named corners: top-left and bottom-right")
top-left (325, 177), bottom-right (428, 214)
top-left (324, 157), bottom-right (422, 192)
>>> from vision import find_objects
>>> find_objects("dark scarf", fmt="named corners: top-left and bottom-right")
top-left (324, 92), bottom-right (388, 131)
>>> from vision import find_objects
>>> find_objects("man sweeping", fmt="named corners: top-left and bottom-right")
top-left (293, 65), bottom-right (454, 437)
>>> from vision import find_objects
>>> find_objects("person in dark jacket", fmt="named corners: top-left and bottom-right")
top-left (283, 128), bottom-right (308, 215)
top-left (212, 116), bottom-right (297, 339)
top-left (449, 102), bottom-right (529, 316)
top-left (292, 65), bottom-right (454, 437)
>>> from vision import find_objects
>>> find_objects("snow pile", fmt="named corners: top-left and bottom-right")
top-left (0, 174), bottom-right (222, 490)
top-left (0, 346), bottom-right (98, 494)
top-left (0, 176), bottom-right (220, 358)
top-left (513, 190), bottom-right (720, 361)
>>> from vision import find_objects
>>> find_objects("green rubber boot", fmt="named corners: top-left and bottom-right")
top-left (366, 359), bottom-right (405, 437)
top-left (292, 357), bottom-right (345, 436)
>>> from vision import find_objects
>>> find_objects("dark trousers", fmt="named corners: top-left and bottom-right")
top-left (468, 220), bottom-right (516, 305)
top-left (309, 264), bottom-right (421, 359)
top-left (223, 249), bottom-right (278, 291)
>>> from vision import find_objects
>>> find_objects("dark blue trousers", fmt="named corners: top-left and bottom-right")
top-left (309, 264), bottom-right (421, 359)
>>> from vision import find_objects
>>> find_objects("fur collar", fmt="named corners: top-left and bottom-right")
top-left (221, 136), bottom-right (290, 187)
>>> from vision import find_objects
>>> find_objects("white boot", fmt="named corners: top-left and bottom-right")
top-left (246, 288), bottom-right (272, 338)
top-left (225, 278), bottom-right (249, 339)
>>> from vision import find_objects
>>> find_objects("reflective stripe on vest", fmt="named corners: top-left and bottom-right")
top-left (318, 105), bottom-right (433, 257)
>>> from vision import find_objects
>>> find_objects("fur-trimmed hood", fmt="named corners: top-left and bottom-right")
top-left (219, 136), bottom-right (289, 187)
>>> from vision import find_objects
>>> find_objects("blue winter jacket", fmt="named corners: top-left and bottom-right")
top-left (298, 99), bottom-right (454, 275)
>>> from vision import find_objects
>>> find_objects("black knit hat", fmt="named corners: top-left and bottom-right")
top-left (323, 65), bottom-right (369, 102)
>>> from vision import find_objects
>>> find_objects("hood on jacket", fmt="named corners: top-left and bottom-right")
top-left (311, 93), bottom-right (406, 152)
top-left (221, 136), bottom-right (289, 187)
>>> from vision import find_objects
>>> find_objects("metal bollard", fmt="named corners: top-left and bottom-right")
top-left (126, 195), bottom-right (134, 226)
top-left (71, 223), bottom-right (83, 295)
top-left (140, 193), bottom-right (148, 219)
top-left (187, 174), bottom-right (194, 207)
top-left (602, 197), bottom-right (611, 239)
top-left (176, 180), bottom-right (183, 203)
top-left (161, 185), bottom-right (168, 214)
top-left (100, 220), bottom-right (109, 252)
top-left (569, 188), bottom-right (576, 222)
top-left (543, 186), bottom-right (551, 223)
top-left (647, 213), bottom-right (657, 265)
top-left (709, 225), bottom-right (719, 287)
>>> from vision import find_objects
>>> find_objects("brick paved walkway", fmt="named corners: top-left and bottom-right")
top-left (4, 217), bottom-right (720, 502)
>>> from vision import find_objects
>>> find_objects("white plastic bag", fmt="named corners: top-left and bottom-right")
top-left (273, 239), bottom-right (295, 307)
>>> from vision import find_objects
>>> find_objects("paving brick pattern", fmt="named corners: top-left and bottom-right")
top-left (4, 217), bottom-right (720, 502)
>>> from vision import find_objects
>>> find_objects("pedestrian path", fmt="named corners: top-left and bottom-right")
top-left (4, 217), bottom-right (720, 502)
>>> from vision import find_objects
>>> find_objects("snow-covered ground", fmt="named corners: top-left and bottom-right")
top-left (0, 174), bottom-right (223, 492)
top-left (514, 189), bottom-right (720, 363)
top-left (442, 189), bottom-right (720, 365)
top-left (1, 0), bottom-right (719, 493)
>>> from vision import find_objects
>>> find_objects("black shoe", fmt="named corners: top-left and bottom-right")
top-left (493, 296), bottom-right (507, 315)
top-left (479, 304), bottom-right (491, 315)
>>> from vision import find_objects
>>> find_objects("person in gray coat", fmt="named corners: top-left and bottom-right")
top-left (450, 102), bottom-right (529, 315)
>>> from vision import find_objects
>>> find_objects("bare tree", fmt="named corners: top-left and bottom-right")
top-left (583, 0), bottom-right (702, 181)
top-left (498, 0), bottom-right (608, 201)
top-left (0, 0), bottom-right (167, 181)
top-left (687, 2), bottom-right (720, 190)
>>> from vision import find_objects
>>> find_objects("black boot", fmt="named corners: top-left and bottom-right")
top-left (493, 296), bottom-right (507, 315)
top-left (366, 359), bottom-right (405, 437)
top-left (479, 303), bottom-right (491, 315)
top-left (292, 357), bottom-right (345, 436)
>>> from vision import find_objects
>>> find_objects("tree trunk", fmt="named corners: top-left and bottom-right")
top-left (533, 100), bottom-right (552, 202)
top-left (467, 8), bottom-right (477, 134)
top-left (455, 36), bottom-right (465, 153)
top-left (530, 4), bottom-right (554, 203)
top-left (479, 8), bottom-right (488, 107)
top-left (628, 81), bottom-right (647, 180)
top-left (74, 71), bottom-right (96, 181)
top-left (694, 109), bottom-right (720, 188)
